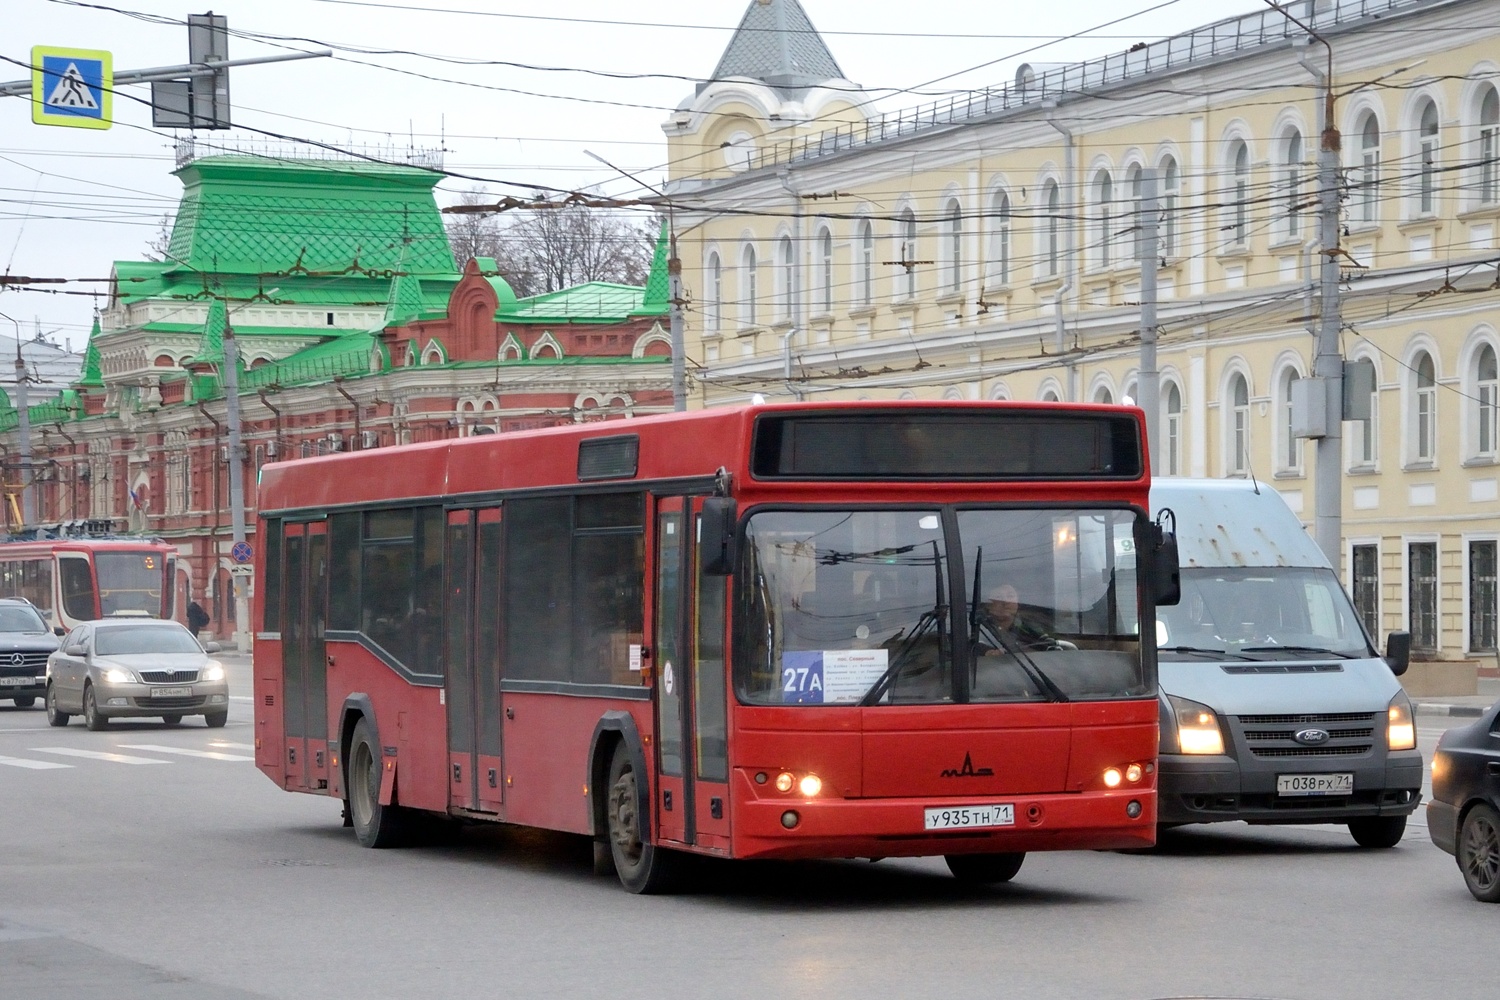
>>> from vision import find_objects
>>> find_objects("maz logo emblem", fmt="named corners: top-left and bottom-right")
top-left (940, 752), bottom-right (994, 778)
top-left (1293, 728), bottom-right (1332, 746)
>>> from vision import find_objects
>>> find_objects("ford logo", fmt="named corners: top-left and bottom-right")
top-left (1294, 727), bottom-right (1331, 746)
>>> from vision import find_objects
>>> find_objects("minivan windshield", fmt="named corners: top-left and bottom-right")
top-left (1157, 566), bottom-right (1374, 659)
top-left (733, 506), bottom-right (1150, 706)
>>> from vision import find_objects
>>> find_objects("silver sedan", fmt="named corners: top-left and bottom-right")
top-left (45, 619), bottom-right (230, 729)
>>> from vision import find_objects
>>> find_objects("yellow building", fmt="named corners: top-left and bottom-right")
top-left (663, 0), bottom-right (1500, 664)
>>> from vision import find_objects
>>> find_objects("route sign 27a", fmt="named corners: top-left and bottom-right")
top-left (31, 46), bottom-right (112, 129)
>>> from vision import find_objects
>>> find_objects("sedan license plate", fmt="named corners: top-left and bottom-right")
top-left (1276, 772), bottom-right (1354, 797)
top-left (923, 803), bottom-right (1015, 831)
top-left (0, 676), bottom-right (29, 686)
top-left (152, 686), bottom-right (192, 698)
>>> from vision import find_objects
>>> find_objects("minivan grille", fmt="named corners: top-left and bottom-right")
top-left (1237, 712), bottom-right (1374, 725)
top-left (1234, 711), bottom-right (1378, 759)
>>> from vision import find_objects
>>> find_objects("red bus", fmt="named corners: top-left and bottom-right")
top-left (0, 532), bottom-right (177, 630)
top-left (253, 401), bottom-right (1178, 892)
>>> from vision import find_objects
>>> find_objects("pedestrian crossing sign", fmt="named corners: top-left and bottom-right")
top-left (31, 46), bottom-right (112, 129)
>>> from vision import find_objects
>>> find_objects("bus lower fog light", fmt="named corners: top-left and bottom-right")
top-left (1126, 763), bottom-right (1143, 783)
top-left (1103, 767), bottom-right (1122, 788)
top-left (1126, 800), bottom-right (1143, 819)
top-left (774, 772), bottom-right (795, 793)
top-left (781, 810), bottom-right (800, 829)
top-left (798, 774), bottom-right (822, 797)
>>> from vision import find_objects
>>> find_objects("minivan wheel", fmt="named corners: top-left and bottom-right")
top-left (83, 685), bottom-right (108, 731)
top-left (1457, 803), bottom-right (1500, 903)
top-left (1348, 815), bottom-right (1406, 849)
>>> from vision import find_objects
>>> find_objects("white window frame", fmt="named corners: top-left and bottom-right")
top-left (739, 244), bottom-right (758, 328)
top-left (987, 191), bottom-right (1011, 286)
top-left (705, 251), bottom-right (722, 333)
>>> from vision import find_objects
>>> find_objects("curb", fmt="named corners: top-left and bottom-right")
top-left (1414, 702), bottom-right (1488, 718)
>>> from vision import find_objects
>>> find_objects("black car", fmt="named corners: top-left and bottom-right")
top-left (0, 598), bottom-right (65, 708)
top-left (1427, 698), bottom-right (1500, 902)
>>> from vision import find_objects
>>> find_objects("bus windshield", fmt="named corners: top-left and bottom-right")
top-left (1157, 566), bottom-right (1374, 659)
top-left (94, 552), bottom-right (166, 617)
top-left (734, 506), bottom-right (1149, 706)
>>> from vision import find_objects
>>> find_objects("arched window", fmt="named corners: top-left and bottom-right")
top-left (816, 226), bottom-right (834, 314)
top-left (1280, 369), bottom-right (1302, 472)
top-left (858, 220), bottom-right (874, 305)
top-left (739, 245), bottom-right (757, 328)
top-left (1480, 87), bottom-right (1500, 205)
top-left (1045, 181), bottom-right (1061, 277)
top-left (1413, 351), bottom-right (1437, 463)
top-left (1418, 100), bottom-right (1440, 215)
top-left (1127, 165), bottom-right (1144, 262)
top-left (1160, 156), bottom-right (1180, 258)
top-left (1229, 373), bottom-right (1250, 475)
top-left (777, 236), bottom-right (794, 320)
top-left (1230, 140), bottom-right (1250, 245)
top-left (898, 207), bottom-right (917, 298)
top-left (1283, 129), bottom-right (1304, 239)
top-left (705, 251), bottom-right (722, 333)
top-left (1352, 361), bottom-right (1379, 469)
top-left (1093, 169), bottom-right (1114, 268)
top-left (1477, 344), bottom-right (1498, 459)
top-left (988, 191), bottom-right (1012, 285)
top-left (1041, 387), bottom-right (1061, 403)
top-left (943, 198), bottom-right (962, 292)
top-left (1164, 382), bottom-right (1183, 476)
top-left (165, 431), bottom-right (190, 516)
top-left (1093, 385), bottom-right (1114, 405)
top-left (1357, 112), bottom-right (1381, 224)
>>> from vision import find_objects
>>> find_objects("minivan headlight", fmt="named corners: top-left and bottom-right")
top-left (1386, 691), bottom-right (1416, 751)
top-left (1168, 694), bottom-right (1224, 755)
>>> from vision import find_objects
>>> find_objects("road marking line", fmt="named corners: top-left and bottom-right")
top-left (207, 742), bottom-right (254, 750)
top-left (0, 754), bottom-right (72, 769)
top-left (30, 747), bottom-right (171, 765)
top-left (116, 744), bottom-right (254, 761)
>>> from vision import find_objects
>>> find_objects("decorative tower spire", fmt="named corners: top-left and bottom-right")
top-left (710, 0), bottom-right (846, 93)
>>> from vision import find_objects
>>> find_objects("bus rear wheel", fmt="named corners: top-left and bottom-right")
top-left (606, 745), bottom-right (680, 894)
top-left (945, 852), bottom-right (1026, 884)
top-left (347, 718), bottom-right (410, 848)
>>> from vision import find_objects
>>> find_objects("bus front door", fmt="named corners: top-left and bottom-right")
top-left (281, 521), bottom-right (330, 793)
top-left (445, 508), bottom-right (504, 813)
top-left (653, 497), bottom-right (731, 852)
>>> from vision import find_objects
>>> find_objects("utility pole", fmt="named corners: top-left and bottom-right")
top-left (0, 311), bottom-right (34, 528)
top-left (221, 319), bottom-right (251, 652)
top-left (1137, 167), bottom-right (1160, 470)
top-left (1311, 56), bottom-right (1345, 566)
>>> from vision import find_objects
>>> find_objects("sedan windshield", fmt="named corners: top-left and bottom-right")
top-left (734, 506), bottom-right (1149, 706)
top-left (95, 625), bottom-right (201, 656)
top-left (1157, 566), bottom-right (1374, 659)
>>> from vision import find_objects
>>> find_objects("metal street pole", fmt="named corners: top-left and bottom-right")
top-left (221, 322), bottom-right (251, 652)
top-left (1137, 167), bottom-right (1161, 471)
top-left (0, 311), bottom-right (33, 527)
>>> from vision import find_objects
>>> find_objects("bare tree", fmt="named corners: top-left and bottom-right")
top-left (506, 195), bottom-right (657, 294)
top-left (144, 213), bottom-right (174, 262)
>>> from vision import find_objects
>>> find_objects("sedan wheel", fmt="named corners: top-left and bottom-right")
top-left (83, 685), bottom-right (108, 731)
top-left (45, 685), bottom-right (69, 727)
top-left (1458, 803), bottom-right (1500, 903)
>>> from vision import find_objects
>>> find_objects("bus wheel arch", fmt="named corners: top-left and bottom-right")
top-left (589, 712), bottom-right (679, 891)
top-left (339, 695), bottom-right (410, 848)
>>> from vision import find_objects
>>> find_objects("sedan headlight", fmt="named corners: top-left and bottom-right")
top-left (103, 667), bottom-right (134, 684)
top-left (202, 662), bottom-right (225, 682)
top-left (1386, 691), bottom-right (1416, 751)
top-left (1168, 694), bottom-right (1225, 755)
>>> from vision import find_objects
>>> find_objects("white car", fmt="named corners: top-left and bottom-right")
top-left (45, 619), bottom-right (229, 729)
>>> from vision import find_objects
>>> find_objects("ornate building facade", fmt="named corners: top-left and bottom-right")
top-left (667, 0), bottom-right (1500, 663)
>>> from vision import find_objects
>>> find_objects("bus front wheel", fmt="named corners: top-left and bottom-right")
top-left (347, 718), bottom-right (410, 848)
top-left (945, 852), bottom-right (1026, 884)
top-left (606, 745), bottom-right (680, 894)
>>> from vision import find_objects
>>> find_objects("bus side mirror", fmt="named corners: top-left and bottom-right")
top-left (1384, 631), bottom-right (1411, 676)
top-left (1151, 527), bottom-right (1181, 607)
top-left (700, 497), bottom-right (738, 576)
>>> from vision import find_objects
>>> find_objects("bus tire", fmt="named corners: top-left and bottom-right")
top-left (12, 695), bottom-right (36, 708)
top-left (945, 852), bottom-right (1026, 884)
top-left (83, 684), bottom-right (108, 731)
top-left (204, 711), bottom-right (228, 729)
top-left (347, 717), bottom-right (409, 848)
top-left (45, 685), bottom-right (69, 727)
top-left (606, 744), bottom-right (679, 894)
top-left (1348, 815), bottom-right (1406, 849)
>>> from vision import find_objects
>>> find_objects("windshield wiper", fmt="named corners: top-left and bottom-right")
top-left (977, 620), bottom-right (1069, 702)
top-left (860, 540), bottom-right (949, 706)
top-left (1159, 645), bottom-right (1257, 661)
top-left (1238, 644), bottom-right (1358, 659)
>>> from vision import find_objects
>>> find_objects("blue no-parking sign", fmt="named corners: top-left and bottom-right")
top-left (31, 46), bottom-right (112, 129)
top-left (231, 540), bottom-right (253, 564)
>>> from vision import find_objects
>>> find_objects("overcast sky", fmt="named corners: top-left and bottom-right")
top-left (1, 0), bottom-right (1269, 353)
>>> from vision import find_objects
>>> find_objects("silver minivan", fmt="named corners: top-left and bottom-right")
top-left (1152, 478), bottom-right (1421, 847)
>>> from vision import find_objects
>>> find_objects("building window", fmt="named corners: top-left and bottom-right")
top-left (776, 236), bottom-right (794, 321)
top-left (816, 227), bottom-right (833, 314)
top-left (1229, 140), bottom-right (1250, 245)
top-left (943, 198), bottom-right (962, 293)
top-left (739, 245), bottom-right (757, 328)
top-left (1352, 544), bottom-right (1380, 639)
top-left (988, 191), bottom-right (1011, 285)
top-left (705, 251), bottom-right (722, 333)
top-left (898, 208), bottom-right (917, 298)
top-left (1093, 169), bottom-right (1113, 269)
top-left (1280, 369), bottom-right (1302, 472)
top-left (858, 220), bottom-right (874, 305)
top-left (1472, 540), bottom-right (1498, 653)
top-left (1093, 386), bottom-right (1113, 405)
top-left (1160, 156), bottom-right (1179, 258)
top-left (165, 431), bottom-right (190, 515)
top-left (1477, 344), bottom-right (1498, 459)
top-left (1417, 100), bottom-right (1440, 215)
top-left (1164, 381), bottom-right (1182, 476)
top-left (1283, 129), bottom-right (1303, 239)
top-left (1228, 373), bottom-right (1250, 475)
top-left (1480, 87), bottom-right (1500, 206)
top-left (1045, 182), bottom-right (1061, 277)
top-left (1413, 351), bottom-right (1437, 464)
top-left (1127, 165), bottom-right (1144, 263)
top-left (1409, 541), bottom-right (1438, 652)
top-left (1357, 112), bottom-right (1381, 224)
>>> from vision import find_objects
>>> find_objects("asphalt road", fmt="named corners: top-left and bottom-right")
top-left (0, 664), bottom-right (1491, 1000)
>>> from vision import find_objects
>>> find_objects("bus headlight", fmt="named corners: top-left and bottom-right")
top-left (1387, 691), bottom-right (1416, 751)
top-left (1168, 695), bottom-right (1224, 755)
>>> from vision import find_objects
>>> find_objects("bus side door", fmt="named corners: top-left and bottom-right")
top-left (445, 507), bottom-right (504, 813)
top-left (281, 520), bottom-right (330, 792)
